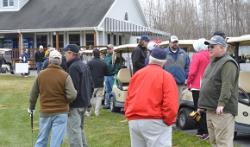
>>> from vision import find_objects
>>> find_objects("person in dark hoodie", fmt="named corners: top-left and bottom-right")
top-left (87, 49), bottom-right (108, 116)
top-left (64, 44), bottom-right (93, 147)
top-left (131, 35), bottom-right (150, 74)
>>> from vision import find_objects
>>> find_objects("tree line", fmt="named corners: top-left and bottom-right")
top-left (142, 0), bottom-right (250, 39)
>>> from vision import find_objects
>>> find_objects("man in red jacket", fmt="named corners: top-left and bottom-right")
top-left (125, 47), bottom-right (179, 147)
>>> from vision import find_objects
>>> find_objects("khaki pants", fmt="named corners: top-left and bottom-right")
top-left (177, 85), bottom-right (185, 103)
top-left (206, 110), bottom-right (235, 147)
top-left (128, 119), bottom-right (172, 147)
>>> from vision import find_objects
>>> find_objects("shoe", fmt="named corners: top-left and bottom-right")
top-left (103, 106), bottom-right (110, 109)
top-left (196, 133), bottom-right (203, 138)
top-left (201, 134), bottom-right (209, 140)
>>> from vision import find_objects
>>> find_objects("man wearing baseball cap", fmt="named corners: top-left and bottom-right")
top-left (164, 35), bottom-right (190, 101)
top-left (29, 50), bottom-right (77, 146)
top-left (198, 35), bottom-right (239, 147)
top-left (64, 44), bottom-right (93, 147)
top-left (125, 47), bottom-right (178, 147)
top-left (131, 35), bottom-right (150, 74)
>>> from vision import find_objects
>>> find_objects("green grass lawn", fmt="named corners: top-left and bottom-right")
top-left (0, 75), bottom-right (210, 147)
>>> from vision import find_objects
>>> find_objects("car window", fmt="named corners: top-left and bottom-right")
top-left (239, 45), bottom-right (250, 71)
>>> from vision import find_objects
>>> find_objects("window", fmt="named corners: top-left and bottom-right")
top-left (113, 35), bottom-right (117, 46)
top-left (119, 35), bottom-right (122, 45)
top-left (53, 34), bottom-right (64, 48)
top-left (3, 0), bottom-right (14, 7)
top-left (69, 34), bottom-right (80, 45)
top-left (86, 33), bottom-right (94, 46)
top-left (107, 34), bottom-right (111, 44)
top-left (36, 34), bottom-right (47, 48)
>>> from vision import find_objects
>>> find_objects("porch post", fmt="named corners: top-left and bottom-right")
top-left (56, 32), bottom-right (59, 50)
top-left (18, 33), bottom-right (23, 55)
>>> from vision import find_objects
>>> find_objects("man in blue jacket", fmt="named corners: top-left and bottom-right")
top-left (164, 35), bottom-right (190, 101)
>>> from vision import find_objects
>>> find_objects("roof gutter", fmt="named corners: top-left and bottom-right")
top-left (0, 27), bottom-right (98, 34)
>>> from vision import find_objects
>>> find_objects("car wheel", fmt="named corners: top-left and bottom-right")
top-left (177, 107), bottom-right (196, 130)
top-left (110, 96), bottom-right (120, 112)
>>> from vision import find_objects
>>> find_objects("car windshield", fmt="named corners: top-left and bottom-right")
top-left (239, 45), bottom-right (250, 71)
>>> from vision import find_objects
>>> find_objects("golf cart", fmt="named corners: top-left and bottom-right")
top-left (0, 48), bottom-right (13, 73)
top-left (109, 44), bottom-right (137, 112)
top-left (160, 40), bottom-right (196, 58)
top-left (227, 35), bottom-right (250, 136)
top-left (79, 49), bottom-right (93, 64)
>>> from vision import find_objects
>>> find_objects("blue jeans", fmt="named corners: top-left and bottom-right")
top-left (36, 62), bottom-right (43, 73)
top-left (35, 113), bottom-right (68, 147)
top-left (67, 108), bottom-right (88, 147)
top-left (104, 76), bottom-right (114, 107)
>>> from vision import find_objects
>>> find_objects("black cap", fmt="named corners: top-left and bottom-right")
top-left (63, 44), bottom-right (80, 53)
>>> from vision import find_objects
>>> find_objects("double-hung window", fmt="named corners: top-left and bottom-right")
top-left (3, 0), bottom-right (14, 7)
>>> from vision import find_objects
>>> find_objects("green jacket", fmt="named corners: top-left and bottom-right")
top-left (104, 54), bottom-right (114, 76)
top-left (198, 54), bottom-right (239, 116)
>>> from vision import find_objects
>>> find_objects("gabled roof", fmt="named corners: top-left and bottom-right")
top-left (0, 0), bottom-right (115, 30)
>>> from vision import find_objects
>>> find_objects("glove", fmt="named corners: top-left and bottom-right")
top-left (189, 111), bottom-right (201, 122)
top-left (27, 108), bottom-right (35, 117)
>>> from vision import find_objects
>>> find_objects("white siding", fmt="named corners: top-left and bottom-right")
top-left (18, 0), bottom-right (28, 10)
top-left (0, 0), bottom-right (28, 11)
top-left (100, 0), bottom-right (147, 27)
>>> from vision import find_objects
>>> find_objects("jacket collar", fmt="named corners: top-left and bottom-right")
top-left (47, 64), bottom-right (62, 69)
top-left (66, 57), bottom-right (80, 67)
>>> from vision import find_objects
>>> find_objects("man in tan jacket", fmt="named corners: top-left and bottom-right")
top-left (29, 50), bottom-right (77, 147)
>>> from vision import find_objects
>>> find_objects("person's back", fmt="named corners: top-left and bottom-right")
top-left (88, 57), bottom-right (107, 88)
top-left (38, 65), bottom-right (70, 113)
top-left (125, 47), bottom-right (178, 147)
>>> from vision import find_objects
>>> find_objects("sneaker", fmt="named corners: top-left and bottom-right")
top-left (196, 133), bottom-right (203, 138)
top-left (201, 134), bottom-right (209, 140)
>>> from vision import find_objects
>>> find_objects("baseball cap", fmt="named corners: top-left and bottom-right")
top-left (140, 35), bottom-right (150, 42)
top-left (63, 44), bottom-right (80, 53)
top-left (170, 35), bottom-right (179, 42)
top-left (49, 50), bottom-right (62, 59)
top-left (107, 44), bottom-right (114, 49)
top-left (213, 31), bottom-right (226, 39)
top-left (204, 35), bottom-right (227, 47)
top-left (150, 47), bottom-right (167, 62)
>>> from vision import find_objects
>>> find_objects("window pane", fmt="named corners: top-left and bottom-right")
top-left (9, 0), bottom-right (14, 6)
top-left (36, 34), bottom-right (47, 48)
top-left (69, 34), bottom-right (80, 46)
top-left (86, 33), bottom-right (94, 46)
top-left (3, 0), bottom-right (8, 7)
top-left (113, 35), bottom-right (116, 45)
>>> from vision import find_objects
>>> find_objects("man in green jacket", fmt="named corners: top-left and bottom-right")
top-left (198, 35), bottom-right (239, 147)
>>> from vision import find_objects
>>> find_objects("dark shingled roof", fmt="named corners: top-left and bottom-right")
top-left (0, 0), bottom-right (115, 30)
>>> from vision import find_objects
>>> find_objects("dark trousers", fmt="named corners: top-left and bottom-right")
top-left (192, 90), bottom-right (208, 135)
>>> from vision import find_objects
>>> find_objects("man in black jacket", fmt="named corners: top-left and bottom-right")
top-left (131, 35), bottom-right (150, 74)
top-left (64, 44), bottom-right (93, 147)
top-left (87, 49), bottom-right (108, 116)
top-left (35, 45), bottom-right (45, 73)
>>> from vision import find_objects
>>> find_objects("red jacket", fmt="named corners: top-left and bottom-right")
top-left (125, 64), bottom-right (179, 126)
top-left (187, 50), bottom-right (210, 90)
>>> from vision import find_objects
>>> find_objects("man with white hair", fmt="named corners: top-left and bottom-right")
top-left (125, 47), bottom-right (179, 147)
top-left (198, 35), bottom-right (239, 147)
top-left (35, 45), bottom-right (45, 73)
top-left (29, 50), bottom-right (77, 147)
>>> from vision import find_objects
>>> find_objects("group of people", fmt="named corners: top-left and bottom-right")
top-left (125, 32), bottom-right (239, 147)
top-left (28, 31), bottom-right (239, 147)
top-left (28, 43), bottom-right (127, 147)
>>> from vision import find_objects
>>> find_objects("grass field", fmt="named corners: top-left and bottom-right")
top-left (0, 75), bottom-right (210, 147)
